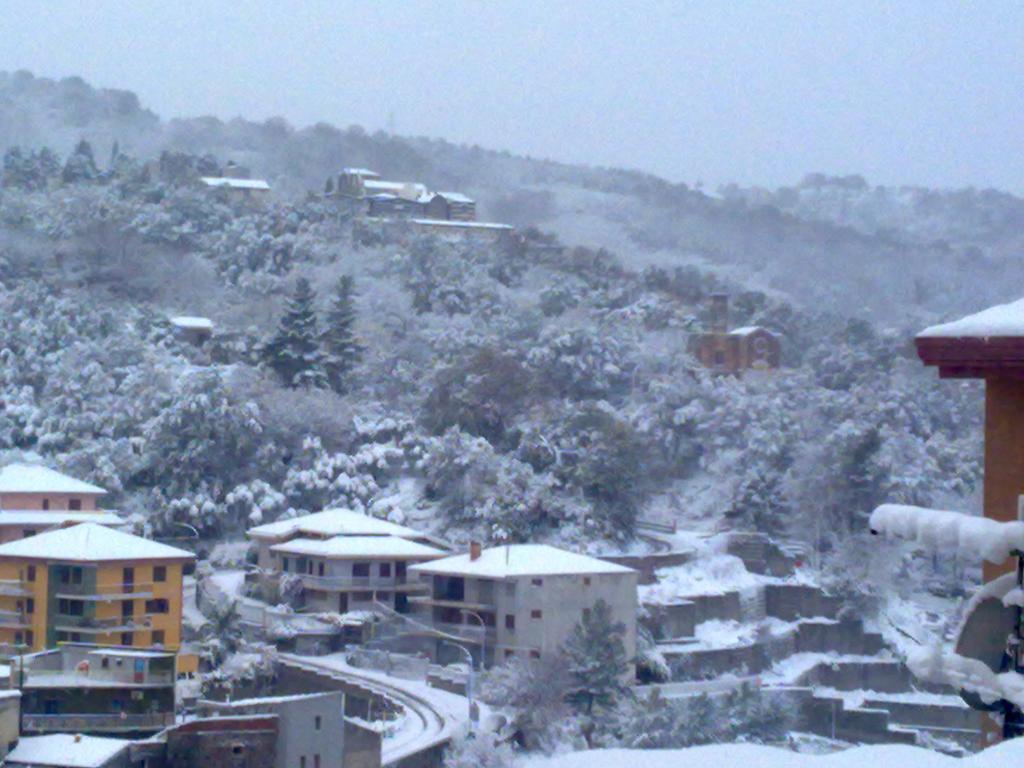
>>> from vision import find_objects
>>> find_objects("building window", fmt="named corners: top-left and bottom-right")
top-left (282, 558), bottom-right (290, 573)
top-left (376, 591), bottom-right (392, 602)
top-left (505, 615), bottom-right (515, 631)
top-left (153, 566), bottom-right (167, 583)
top-left (58, 599), bottom-right (84, 616)
top-left (101, 657), bottom-right (110, 669)
top-left (529, 650), bottom-right (541, 659)
top-left (531, 609), bottom-right (542, 619)
top-left (232, 745), bottom-right (244, 755)
top-left (26, 565), bottom-right (35, 582)
top-left (25, 598), bottom-right (34, 614)
top-left (315, 715), bottom-right (322, 730)
top-left (505, 581), bottom-right (516, 596)
top-left (714, 350), bottom-right (726, 366)
top-left (21, 530), bottom-right (35, 538)
top-left (14, 632), bottom-right (21, 646)
top-left (583, 577), bottom-right (591, 586)
top-left (314, 755), bottom-right (321, 768)
top-left (353, 591), bottom-right (373, 602)
top-left (41, 499), bottom-right (49, 510)
top-left (25, 630), bottom-right (33, 647)
top-left (121, 632), bottom-right (133, 646)
top-left (504, 649), bottom-right (515, 658)
top-left (69, 498), bottom-right (82, 511)
top-left (152, 630), bottom-right (165, 646)
top-left (146, 599), bottom-right (169, 614)
top-left (352, 562), bottom-right (370, 578)
top-left (318, 562), bottom-right (325, 577)
top-left (531, 578), bottom-right (543, 587)
top-left (122, 601), bottom-right (134, 618)
top-left (380, 563), bottom-right (392, 578)
top-left (300, 757), bottom-right (306, 768)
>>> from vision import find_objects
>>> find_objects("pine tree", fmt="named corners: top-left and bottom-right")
top-left (263, 278), bottom-right (328, 389)
top-left (562, 598), bottom-right (630, 714)
top-left (321, 274), bottom-right (364, 394)
top-left (61, 139), bottom-right (98, 184)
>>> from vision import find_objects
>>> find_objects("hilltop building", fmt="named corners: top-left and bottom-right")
top-left (248, 510), bottom-right (446, 615)
top-left (169, 316), bottom-right (214, 346)
top-left (407, 543), bottom-right (638, 670)
top-left (328, 167), bottom-right (485, 225)
top-left (199, 163), bottom-right (271, 203)
top-left (688, 294), bottom-right (780, 374)
top-left (0, 523), bottom-right (193, 653)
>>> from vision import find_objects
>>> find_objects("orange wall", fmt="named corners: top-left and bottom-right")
top-left (983, 377), bottom-right (1024, 581)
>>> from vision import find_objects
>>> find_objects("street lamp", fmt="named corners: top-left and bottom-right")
top-left (440, 639), bottom-right (475, 732)
top-left (460, 609), bottom-right (487, 670)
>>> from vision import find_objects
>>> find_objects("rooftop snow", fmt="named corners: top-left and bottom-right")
top-left (729, 326), bottom-right (774, 336)
top-left (342, 167), bottom-right (379, 177)
top-left (248, 509), bottom-right (425, 541)
top-left (436, 191), bottom-right (475, 204)
top-left (0, 464), bottom-right (106, 495)
top-left (200, 176), bottom-right (270, 190)
top-left (919, 297), bottom-right (1024, 339)
top-left (870, 504), bottom-right (1024, 564)
top-left (208, 691), bottom-right (340, 708)
top-left (410, 218), bottom-right (513, 230)
top-left (272, 535), bottom-right (446, 560)
top-left (170, 316), bottom-right (213, 330)
top-left (0, 522), bottom-right (195, 563)
top-left (6, 733), bottom-right (132, 768)
top-left (0, 510), bottom-right (123, 526)
top-left (408, 544), bottom-right (634, 578)
top-left (363, 180), bottom-right (410, 191)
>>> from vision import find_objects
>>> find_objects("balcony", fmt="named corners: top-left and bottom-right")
top-left (407, 594), bottom-right (495, 612)
top-left (0, 610), bottom-right (30, 629)
top-left (23, 667), bottom-right (176, 687)
top-left (53, 615), bottom-right (154, 634)
top-left (0, 579), bottom-right (33, 597)
top-left (54, 582), bottom-right (155, 601)
top-left (427, 621), bottom-right (495, 645)
top-left (22, 712), bottom-right (175, 733)
top-left (298, 574), bottom-right (428, 593)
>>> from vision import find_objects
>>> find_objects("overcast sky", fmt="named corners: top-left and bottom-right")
top-left (2, 1), bottom-right (1022, 192)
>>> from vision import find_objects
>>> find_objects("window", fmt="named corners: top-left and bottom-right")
top-left (714, 349), bottom-right (726, 366)
top-left (352, 562), bottom-right (371, 578)
top-left (583, 608), bottom-right (591, 622)
top-left (122, 601), bottom-right (134, 618)
top-left (101, 657), bottom-right (110, 669)
top-left (21, 530), bottom-right (34, 538)
top-left (121, 632), bottom-right (133, 646)
top-left (152, 630), bottom-right (165, 646)
top-left (300, 757), bottom-right (306, 768)
top-left (71, 633), bottom-right (81, 643)
top-left (583, 577), bottom-right (591, 586)
top-left (146, 599), bottom-right (169, 614)
top-left (69, 498), bottom-right (82, 511)
top-left (26, 566), bottom-right (35, 582)
top-left (232, 745), bottom-right (244, 755)
top-left (57, 632), bottom-right (69, 643)
top-left (505, 581), bottom-right (516, 596)
top-left (531, 578), bottom-right (543, 587)
top-left (25, 598), bottom-right (34, 614)
top-left (314, 755), bottom-right (321, 768)
top-left (153, 566), bottom-right (167, 583)
top-left (380, 563), bottom-right (392, 578)
top-left (315, 715), bottom-right (322, 730)
top-left (41, 499), bottom-right (49, 510)
top-left (13, 632), bottom-right (21, 646)
top-left (25, 630), bottom-right (33, 647)
top-left (282, 557), bottom-right (290, 572)
top-left (505, 615), bottom-right (515, 631)
top-left (504, 649), bottom-right (515, 658)
top-left (529, 650), bottom-right (541, 659)
top-left (317, 562), bottom-right (325, 577)
top-left (353, 591), bottom-right (373, 602)
top-left (376, 591), bottom-right (392, 601)
top-left (58, 599), bottom-right (84, 616)
top-left (530, 609), bottom-right (542, 619)
top-left (71, 568), bottom-right (82, 585)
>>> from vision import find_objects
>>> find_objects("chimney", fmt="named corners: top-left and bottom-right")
top-left (469, 541), bottom-right (482, 561)
top-left (710, 294), bottom-right (729, 334)
top-left (74, 734), bottom-right (82, 743)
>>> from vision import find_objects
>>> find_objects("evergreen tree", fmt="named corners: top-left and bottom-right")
top-left (1, 147), bottom-right (29, 189)
top-left (263, 278), bottom-right (328, 389)
top-left (36, 147), bottom-right (61, 184)
top-left (321, 274), bottom-right (364, 393)
top-left (562, 598), bottom-right (630, 714)
top-left (61, 139), bottom-right (98, 184)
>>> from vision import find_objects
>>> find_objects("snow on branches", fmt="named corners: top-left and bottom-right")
top-left (869, 503), bottom-right (1024, 564)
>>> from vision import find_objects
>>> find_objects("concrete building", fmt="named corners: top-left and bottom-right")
top-left (15, 645), bottom-right (176, 736)
top-left (407, 543), bottom-right (638, 670)
top-left (0, 689), bottom-right (20, 758)
top-left (198, 691), bottom-right (345, 768)
top-left (0, 523), bottom-right (193, 653)
top-left (153, 715), bottom-right (279, 768)
top-left (5, 733), bottom-right (133, 768)
top-left (688, 294), bottom-right (781, 374)
top-left (199, 176), bottom-right (271, 203)
top-left (423, 192), bottom-right (476, 222)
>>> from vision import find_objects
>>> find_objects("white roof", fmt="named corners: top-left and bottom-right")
top-left (200, 176), bottom-right (271, 191)
top-left (248, 509), bottom-right (424, 541)
top-left (0, 464), bottom-right (106, 495)
top-left (272, 535), bottom-right (446, 560)
top-left (411, 219), bottom-right (513, 230)
top-left (0, 510), bottom-right (123, 527)
top-left (729, 326), bottom-right (774, 337)
top-left (437, 191), bottom-right (475, 204)
top-left (170, 316), bottom-right (213, 331)
top-left (408, 544), bottom-right (635, 578)
top-left (919, 297), bottom-right (1024, 339)
top-left (6, 734), bottom-right (131, 768)
top-left (89, 648), bottom-right (174, 659)
top-left (342, 167), bottom-right (380, 177)
top-left (363, 180), bottom-right (408, 192)
top-left (0, 522), bottom-right (194, 562)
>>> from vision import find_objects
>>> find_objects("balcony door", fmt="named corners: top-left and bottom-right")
top-left (123, 567), bottom-right (135, 594)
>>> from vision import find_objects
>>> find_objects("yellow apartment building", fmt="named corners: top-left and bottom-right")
top-left (0, 523), bottom-right (194, 653)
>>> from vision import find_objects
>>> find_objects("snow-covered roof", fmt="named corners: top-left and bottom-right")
top-left (0, 464), bottom-right (106, 495)
top-left (170, 316), bottom-right (214, 331)
top-left (436, 191), bottom-right (475, 204)
top-left (6, 734), bottom-right (131, 768)
top-left (363, 180), bottom-right (409, 192)
top-left (342, 167), bottom-right (379, 177)
top-left (208, 691), bottom-right (339, 708)
top-left (200, 176), bottom-right (271, 191)
top-left (248, 509), bottom-right (424, 541)
top-left (408, 544), bottom-right (635, 578)
top-left (410, 219), bottom-right (513, 230)
top-left (271, 535), bottom-right (446, 560)
top-left (0, 522), bottom-right (195, 562)
top-left (729, 326), bottom-right (774, 337)
top-left (0, 510), bottom-right (123, 527)
top-left (88, 648), bottom-right (174, 659)
top-left (919, 298), bottom-right (1024, 339)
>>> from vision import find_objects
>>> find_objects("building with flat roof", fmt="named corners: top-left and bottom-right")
top-left (0, 523), bottom-right (193, 653)
top-left (407, 543), bottom-right (638, 669)
top-left (5, 732), bottom-right (133, 768)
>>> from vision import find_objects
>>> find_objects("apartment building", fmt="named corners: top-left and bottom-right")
top-left (407, 543), bottom-right (638, 670)
top-left (0, 523), bottom-right (194, 653)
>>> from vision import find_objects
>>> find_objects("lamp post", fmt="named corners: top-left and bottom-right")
top-left (460, 609), bottom-right (487, 670)
top-left (440, 639), bottom-right (474, 732)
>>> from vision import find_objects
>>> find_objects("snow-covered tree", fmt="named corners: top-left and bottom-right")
top-left (562, 599), bottom-right (630, 715)
top-left (321, 274), bottom-right (364, 394)
top-left (263, 277), bottom-right (328, 388)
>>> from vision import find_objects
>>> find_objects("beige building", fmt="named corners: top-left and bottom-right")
top-left (407, 544), bottom-right (638, 670)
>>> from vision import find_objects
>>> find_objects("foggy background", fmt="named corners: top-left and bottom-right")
top-left (1, 0), bottom-right (1021, 192)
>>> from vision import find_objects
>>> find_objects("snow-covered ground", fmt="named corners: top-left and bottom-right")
top-left (519, 740), bottom-right (1024, 768)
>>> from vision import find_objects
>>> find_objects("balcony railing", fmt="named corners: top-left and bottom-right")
top-left (0, 610), bottom-right (31, 629)
top-left (54, 582), bottom-right (156, 601)
top-left (54, 615), bottom-right (154, 634)
top-left (23, 668), bottom-right (176, 686)
top-left (0, 579), bottom-right (33, 597)
top-left (429, 621), bottom-right (495, 645)
top-left (22, 712), bottom-right (175, 733)
top-left (297, 574), bottom-right (428, 592)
